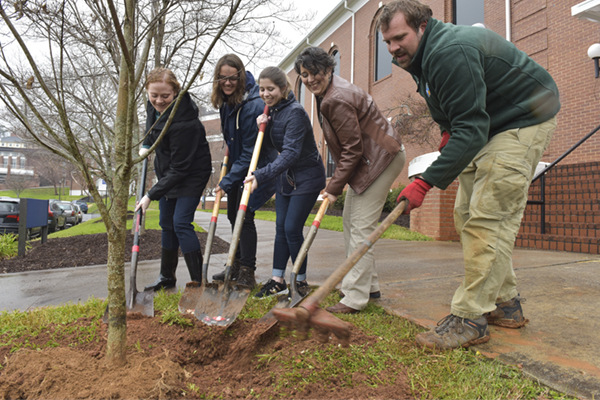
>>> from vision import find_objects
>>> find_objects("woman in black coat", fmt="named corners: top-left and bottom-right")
top-left (136, 68), bottom-right (212, 291)
top-left (246, 66), bottom-right (326, 298)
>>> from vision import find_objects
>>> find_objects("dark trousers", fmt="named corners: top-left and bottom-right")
top-left (159, 196), bottom-right (201, 254)
top-left (273, 192), bottom-right (320, 282)
top-left (227, 184), bottom-right (257, 269)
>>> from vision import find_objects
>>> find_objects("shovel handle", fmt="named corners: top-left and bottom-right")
top-left (224, 105), bottom-right (269, 275)
top-left (301, 199), bottom-right (407, 312)
top-left (129, 158), bottom-right (149, 305)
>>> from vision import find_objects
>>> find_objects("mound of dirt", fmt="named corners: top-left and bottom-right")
top-left (0, 230), bottom-right (229, 274)
top-left (0, 314), bottom-right (413, 399)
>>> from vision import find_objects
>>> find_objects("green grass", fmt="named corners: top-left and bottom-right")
top-left (202, 208), bottom-right (433, 242)
top-left (0, 187), bottom-right (79, 201)
top-left (0, 292), bottom-right (571, 399)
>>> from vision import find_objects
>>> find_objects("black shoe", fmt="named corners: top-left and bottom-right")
top-left (295, 280), bottom-right (310, 297)
top-left (212, 258), bottom-right (241, 281)
top-left (183, 249), bottom-right (203, 283)
top-left (485, 294), bottom-right (529, 328)
top-left (236, 266), bottom-right (256, 289)
top-left (255, 279), bottom-right (288, 299)
top-left (144, 247), bottom-right (178, 291)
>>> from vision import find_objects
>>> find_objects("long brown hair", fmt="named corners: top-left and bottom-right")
top-left (211, 54), bottom-right (247, 109)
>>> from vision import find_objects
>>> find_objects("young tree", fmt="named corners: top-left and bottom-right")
top-left (0, 0), bottom-right (303, 365)
top-left (4, 170), bottom-right (34, 197)
top-left (388, 94), bottom-right (439, 152)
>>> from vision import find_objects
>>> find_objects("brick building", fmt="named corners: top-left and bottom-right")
top-left (275, 0), bottom-right (600, 253)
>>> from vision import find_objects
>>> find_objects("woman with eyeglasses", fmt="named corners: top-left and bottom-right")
top-left (244, 66), bottom-right (326, 299)
top-left (295, 46), bottom-right (406, 314)
top-left (210, 54), bottom-right (277, 289)
top-left (136, 68), bottom-right (212, 291)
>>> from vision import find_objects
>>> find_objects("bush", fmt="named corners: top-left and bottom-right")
top-left (0, 233), bottom-right (18, 260)
top-left (262, 197), bottom-right (276, 209)
top-left (383, 184), bottom-right (406, 213)
top-left (331, 191), bottom-right (346, 210)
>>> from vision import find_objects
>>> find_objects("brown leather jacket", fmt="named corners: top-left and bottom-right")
top-left (318, 75), bottom-right (403, 195)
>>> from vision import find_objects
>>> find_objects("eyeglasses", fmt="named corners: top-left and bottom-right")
top-left (218, 75), bottom-right (239, 82)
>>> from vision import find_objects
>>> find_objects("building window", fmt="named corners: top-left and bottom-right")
top-left (332, 50), bottom-right (341, 76)
top-left (374, 28), bottom-right (392, 81)
top-left (11, 157), bottom-right (16, 168)
top-left (326, 150), bottom-right (336, 178)
top-left (2, 157), bottom-right (6, 167)
top-left (20, 157), bottom-right (26, 168)
top-left (454, 0), bottom-right (484, 26)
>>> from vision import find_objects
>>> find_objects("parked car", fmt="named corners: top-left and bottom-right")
top-left (72, 199), bottom-right (88, 214)
top-left (72, 204), bottom-right (83, 224)
top-left (57, 201), bottom-right (78, 226)
top-left (0, 198), bottom-right (42, 239)
top-left (48, 200), bottom-right (67, 232)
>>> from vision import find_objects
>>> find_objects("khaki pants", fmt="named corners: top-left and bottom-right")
top-left (341, 149), bottom-right (406, 310)
top-left (451, 117), bottom-right (557, 320)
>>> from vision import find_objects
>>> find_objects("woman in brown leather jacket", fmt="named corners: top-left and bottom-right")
top-left (294, 46), bottom-right (406, 314)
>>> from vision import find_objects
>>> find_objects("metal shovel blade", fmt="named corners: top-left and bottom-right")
top-left (258, 286), bottom-right (308, 329)
top-left (195, 282), bottom-right (251, 327)
top-left (127, 289), bottom-right (154, 317)
top-left (178, 281), bottom-right (203, 314)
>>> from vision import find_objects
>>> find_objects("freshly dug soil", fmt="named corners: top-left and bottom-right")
top-left (0, 230), bottom-right (229, 274)
top-left (0, 314), bottom-right (414, 399)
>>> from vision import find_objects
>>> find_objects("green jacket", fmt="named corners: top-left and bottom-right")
top-left (403, 18), bottom-right (560, 189)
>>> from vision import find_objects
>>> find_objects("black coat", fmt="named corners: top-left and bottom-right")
top-left (143, 92), bottom-right (211, 200)
top-left (253, 92), bottom-right (325, 196)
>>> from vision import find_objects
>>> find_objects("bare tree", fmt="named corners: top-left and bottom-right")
top-left (0, 0), bottom-right (304, 365)
top-left (388, 94), bottom-right (440, 152)
top-left (4, 171), bottom-right (34, 197)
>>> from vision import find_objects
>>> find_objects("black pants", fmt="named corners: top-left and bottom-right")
top-left (226, 184), bottom-right (257, 269)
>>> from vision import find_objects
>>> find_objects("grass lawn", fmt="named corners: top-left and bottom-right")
top-left (0, 291), bottom-right (572, 399)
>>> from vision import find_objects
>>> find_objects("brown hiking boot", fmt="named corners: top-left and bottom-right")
top-left (485, 295), bottom-right (529, 328)
top-left (416, 314), bottom-right (490, 350)
top-left (236, 266), bottom-right (256, 289)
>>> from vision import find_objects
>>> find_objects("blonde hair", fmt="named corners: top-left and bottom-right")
top-left (258, 66), bottom-right (292, 99)
top-left (144, 68), bottom-right (181, 93)
top-left (211, 54), bottom-right (247, 109)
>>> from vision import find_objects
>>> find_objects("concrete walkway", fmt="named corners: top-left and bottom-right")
top-left (1, 211), bottom-right (598, 399)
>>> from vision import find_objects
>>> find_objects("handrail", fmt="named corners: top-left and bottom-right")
top-left (527, 122), bottom-right (600, 234)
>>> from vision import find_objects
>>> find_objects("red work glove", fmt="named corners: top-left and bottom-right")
top-left (397, 178), bottom-right (433, 214)
top-left (438, 131), bottom-right (450, 152)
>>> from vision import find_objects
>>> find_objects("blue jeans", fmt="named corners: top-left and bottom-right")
top-left (159, 196), bottom-right (201, 254)
top-left (272, 192), bottom-right (320, 282)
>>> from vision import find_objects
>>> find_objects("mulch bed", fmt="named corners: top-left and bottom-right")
top-left (0, 230), bottom-right (230, 274)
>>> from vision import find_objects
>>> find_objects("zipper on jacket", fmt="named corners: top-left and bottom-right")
top-left (362, 155), bottom-right (371, 165)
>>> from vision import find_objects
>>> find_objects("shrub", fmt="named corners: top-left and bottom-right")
top-left (383, 184), bottom-right (406, 213)
top-left (0, 233), bottom-right (18, 260)
top-left (262, 197), bottom-right (276, 209)
top-left (331, 191), bottom-right (346, 210)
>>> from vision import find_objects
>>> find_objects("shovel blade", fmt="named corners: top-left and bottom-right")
top-left (127, 290), bottom-right (155, 318)
top-left (178, 282), bottom-right (203, 314)
top-left (195, 282), bottom-right (251, 327)
top-left (257, 290), bottom-right (308, 332)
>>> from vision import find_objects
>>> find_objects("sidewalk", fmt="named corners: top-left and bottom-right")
top-left (1, 211), bottom-right (598, 399)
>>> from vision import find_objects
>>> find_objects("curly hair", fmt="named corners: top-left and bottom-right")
top-left (293, 47), bottom-right (336, 76)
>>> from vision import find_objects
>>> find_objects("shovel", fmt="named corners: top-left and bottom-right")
top-left (257, 198), bottom-right (330, 331)
top-left (103, 158), bottom-right (154, 323)
top-left (195, 105), bottom-right (269, 327)
top-left (178, 149), bottom-right (230, 314)
top-left (272, 199), bottom-right (407, 347)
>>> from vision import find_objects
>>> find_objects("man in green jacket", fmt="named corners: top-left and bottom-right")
top-left (380, 0), bottom-right (560, 350)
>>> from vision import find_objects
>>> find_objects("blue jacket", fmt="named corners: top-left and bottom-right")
top-left (219, 71), bottom-right (277, 211)
top-left (253, 91), bottom-right (325, 196)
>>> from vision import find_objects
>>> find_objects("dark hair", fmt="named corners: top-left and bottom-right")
top-left (378, 0), bottom-right (432, 33)
top-left (211, 54), bottom-right (247, 109)
top-left (293, 47), bottom-right (336, 76)
top-left (259, 66), bottom-right (292, 99)
top-left (145, 68), bottom-right (181, 93)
